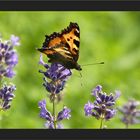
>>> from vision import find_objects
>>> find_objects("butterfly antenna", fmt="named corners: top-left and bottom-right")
top-left (79, 71), bottom-right (82, 78)
top-left (81, 62), bottom-right (104, 66)
top-left (79, 71), bottom-right (83, 87)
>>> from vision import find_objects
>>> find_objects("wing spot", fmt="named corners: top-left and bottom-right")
top-left (73, 39), bottom-right (80, 48)
top-left (65, 42), bottom-right (70, 49)
top-left (74, 30), bottom-right (80, 38)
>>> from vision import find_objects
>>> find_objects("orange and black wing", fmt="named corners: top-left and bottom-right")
top-left (38, 22), bottom-right (80, 64)
top-left (60, 22), bottom-right (80, 61)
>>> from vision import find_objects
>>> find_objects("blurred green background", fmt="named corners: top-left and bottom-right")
top-left (0, 12), bottom-right (140, 128)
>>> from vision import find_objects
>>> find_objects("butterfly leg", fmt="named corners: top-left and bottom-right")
top-left (48, 59), bottom-right (52, 63)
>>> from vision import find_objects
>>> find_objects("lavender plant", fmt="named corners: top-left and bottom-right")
top-left (0, 34), bottom-right (20, 112)
top-left (38, 100), bottom-right (71, 128)
top-left (0, 84), bottom-right (16, 111)
top-left (84, 85), bottom-right (121, 129)
top-left (38, 55), bottom-right (71, 129)
top-left (0, 35), bottom-right (20, 79)
top-left (118, 99), bottom-right (140, 128)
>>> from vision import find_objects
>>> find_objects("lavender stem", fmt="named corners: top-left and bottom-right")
top-left (125, 123), bottom-right (129, 129)
top-left (52, 94), bottom-right (57, 129)
top-left (0, 77), bottom-right (2, 88)
top-left (100, 117), bottom-right (104, 129)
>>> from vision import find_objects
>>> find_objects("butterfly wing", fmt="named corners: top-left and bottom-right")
top-left (61, 22), bottom-right (80, 61)
top-left (38, 22), bottom-right (81, 70)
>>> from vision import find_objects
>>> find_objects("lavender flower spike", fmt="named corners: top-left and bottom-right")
top-left (38, 100), bottom-right (71, 129)
top-left (39, 54), bottom-right (72, 95)
top-left (0, 84), bottom-right (16, 111)
top-left (0, 35), bottom-right (20, 78)
top-left (84, 85), bottom-right (121, 121)
top-left (119, 99), bottom-right (140, 127)
top-left (38, 54), bottom-right (72, 129)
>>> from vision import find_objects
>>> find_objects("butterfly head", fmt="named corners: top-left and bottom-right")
top-left (37, 48), bottom-right (45, 53)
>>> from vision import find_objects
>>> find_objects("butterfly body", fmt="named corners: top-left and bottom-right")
top-left (38, 22), bottom-right (82, 71)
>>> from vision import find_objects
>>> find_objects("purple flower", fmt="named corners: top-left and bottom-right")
top-left (38, 100), bottom-right (53, 121)
top-left (92, 85), bottom-right (102, 96)
top-left (39, 55), bottom-right (72, 95)
top-left (84, 101), bottom-right (94, 116)
top-left (119, 99), bottom-right (140, 127)
top-left (0, 84), bottom-right (16, 110)
top-left (0, 35), bottom-right (20, 78)
top-left (84, 85), bottom-right (121, 121)
top-left (10, 35), bottom-right (20, 46)
top-left (38, 100), bottom-right (71, 129)
top-left (44, 122), bottom-right (63, 129)
top-left (57, 106), bottom-right (71, 121)
top-left (105, 109), bottom-right (116, 120)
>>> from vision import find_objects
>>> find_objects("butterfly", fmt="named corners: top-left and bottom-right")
top-left (38, 22), bottom-right (82, 71)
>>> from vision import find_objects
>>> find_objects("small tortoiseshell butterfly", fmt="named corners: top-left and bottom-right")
top-left (38, 22), bottom-right (82, 71)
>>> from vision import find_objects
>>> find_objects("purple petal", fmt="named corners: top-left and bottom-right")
top-left (38, 100), bottom-right (53, 121)
top-left (84, 101), bottom-right (94, 116)
top-left (10, 35), bottom-right (20, 46)
top-left (38, 100), bottom-right (46, 108)
top-left (4, 67), bottom-right (15, 78)
top-left (105, 109), bottom-right (116, 120)
top-left (45, 121), bottom-right (54, 129)
top-left (106, 101), bottom-right (115, 106)
top-left (92, 85), bottom-right (102, 97)
top-left (0, 84), bottom-right (16, 110)
top-left (5, 52), bottom-right (18, 66)
top-left (96, 97), bottom-right (102, 104)
top-left (114, 90), bottom-right (121, 100)
top-left (57, 106), bottom-right (71, 121)
top-left (100, 93), bottom-right (106, 102)
top-left (39, 54), bottom-right (49, 68)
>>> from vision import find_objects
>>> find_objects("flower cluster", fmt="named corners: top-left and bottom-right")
top-left (38, 100), bottom-right (71, 129)
top-left (0, 34), bottom-right (20, 112)
top-left (119, 99), bottom-right (140, 127)
top-left (38, 55), bottom-right (72, 129)
top-left (84, 85), bottom-right (121, 121)
top-left (0, 35), bottom-right (20, 78)
top-left (0, 84), bottom-right (16, 111)
top-left (39, 55), bottom-right (72, 95)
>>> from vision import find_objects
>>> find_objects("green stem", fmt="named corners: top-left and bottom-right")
top-left (100, 117), bottom-right (104, 129)
top-left (0, 77), bottom-right (2, 88)
top-left (0, 112), bottom-right (3, 128)
top-left (125, 123), bottom-right (129, 129)
top-left (52, 94), bottom-right (57, 129)
top-left (0, 76), bottom-right (3, 128)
